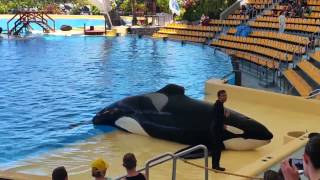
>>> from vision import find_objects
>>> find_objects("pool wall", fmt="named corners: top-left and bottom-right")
top-left (205, 79), bottom-right (320, 179)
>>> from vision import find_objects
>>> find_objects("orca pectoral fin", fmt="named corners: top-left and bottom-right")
top-left (174, 145), bottom-right (212, 159)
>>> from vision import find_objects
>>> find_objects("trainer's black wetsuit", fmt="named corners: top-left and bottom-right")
top-left (210, 100), bottom-right (225, 168)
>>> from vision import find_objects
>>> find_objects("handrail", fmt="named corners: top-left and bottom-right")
top-left (145, 153), bottom-right (176, 180)
top-left (7, 13), bottom-right (19, 33)
top-left (174, 144), bottom-right (209, 180)
top-left (44, 13), bottom-right (55, 31)
top-left (114, 144), bottom-right (208, 180)
top-left (306, 89), bottom-right (320, 99)
top-left (220, 0), bottom-right (244, 20)
top-left (7, 11), bottom-right (55, 35)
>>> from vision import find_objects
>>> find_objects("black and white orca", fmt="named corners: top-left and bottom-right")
top-left (93, 84), bottom-right (273, 151)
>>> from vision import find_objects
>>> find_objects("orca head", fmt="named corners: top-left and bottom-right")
top-left (92, 102), bottom-right (134, 125)
top-left (222, 111), bottom-right (273, 150)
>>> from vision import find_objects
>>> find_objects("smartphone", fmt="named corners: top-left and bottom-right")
top-left (289, 158), bottom-right (304, 172)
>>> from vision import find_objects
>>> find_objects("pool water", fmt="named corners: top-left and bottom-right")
top-left (0, 18), bottom-right (105, 31)
top-left (0, 35), bottom-right (232, 167)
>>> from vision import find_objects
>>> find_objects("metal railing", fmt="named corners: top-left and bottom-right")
top-left (115, 144), bottom-right (208, 180)
top-left (7, 11), bottom-right (55, 35)
top-left (307, 89), bottom-right (320, 99)
top-left (220, 0), bottom-right (243, 20)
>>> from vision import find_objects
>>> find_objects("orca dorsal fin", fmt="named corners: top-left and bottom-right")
top-left (157, 84), bottom-right (185, 96)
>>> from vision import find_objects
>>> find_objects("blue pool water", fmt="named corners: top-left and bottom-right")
top-left (0, 35), bottom-right (232, 167)
top-left (0, 18), bottom-right (105, 31)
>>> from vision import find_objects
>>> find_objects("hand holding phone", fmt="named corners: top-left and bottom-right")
top-left (289, 158), bottom-right (304, 175)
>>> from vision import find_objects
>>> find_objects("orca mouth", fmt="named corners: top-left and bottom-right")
top-left (262, 130), bottom-right (273, 140)
top-left (92, 114), bottom-right (104, 125)
top-left (92, 103), bottom-right (135, 125)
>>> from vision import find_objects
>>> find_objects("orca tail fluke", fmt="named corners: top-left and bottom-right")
top-left (174, 145), bottom-right (212, 159)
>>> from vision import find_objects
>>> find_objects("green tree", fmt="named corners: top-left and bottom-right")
top-left (0, 4), bottom-right (8, 13)
top-left (119, 0), bottom-right (132, 13)
top-left (91, 5), bottom-right (100, 15)
top-left (156, 0), bottom-right (170, 13)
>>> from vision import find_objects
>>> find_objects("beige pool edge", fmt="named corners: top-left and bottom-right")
top-left (205, 79), bottom-right (320, 179)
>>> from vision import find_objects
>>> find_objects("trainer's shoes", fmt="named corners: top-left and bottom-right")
top-left (212, 166), bottom-right (226, 171)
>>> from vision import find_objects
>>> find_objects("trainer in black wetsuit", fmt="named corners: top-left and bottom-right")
top-left (210, 90), bottom-right (228, 171)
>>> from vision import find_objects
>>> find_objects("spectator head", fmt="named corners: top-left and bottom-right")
top-left (217, 90), bottom-right (227, 103)
top-left (123, 153), bottom-right (137, 171)
top-left (303, 133), bottom-right (320, 178)
top-left (52, 166), bottom-right (68, 180)
top-left (91, 158), bottom-right (109, 178)
top-left (263, 170), bottom-right (283, 180)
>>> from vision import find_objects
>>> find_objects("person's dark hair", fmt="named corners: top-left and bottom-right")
top-left (52, 166), bottom-right (68, 180)
top-left (263, 170), bottom-right (283, 180)
top-left (217, 90), bottom-right (226, 97)
top-left (308, 132), bottom-right (319, 139)
top-left (305, 134), bottom-right (320, 169)
top-left (92, 170), bottom-right (103, 178)
top-left (123, 153), bottom-right (137, 170)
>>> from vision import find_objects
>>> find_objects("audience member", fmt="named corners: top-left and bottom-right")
top-left (281, 133), bottom-right (320, 180)
top-left (279, 12), bottom-right (286, 33)
top-left (91, 158), bottom-right (111, 180)
top-left (122, 153), bottom-right (146, 180)
top-left (52, 166), bottom-right (68, 180)
top-left (263, 170), bottom-right (283, 180)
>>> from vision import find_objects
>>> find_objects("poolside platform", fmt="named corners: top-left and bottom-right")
top-left (84, 30), bottom-right (105, 35)
top-left (1, 80), bottom-right (319, 180)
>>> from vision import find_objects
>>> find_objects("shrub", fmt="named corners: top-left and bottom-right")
top-left (91, 5), bottom-right (100, 15)
top-left (70, 6), bottom-right (81, 15)
top-left (0, 4), bottom-right (8, 14)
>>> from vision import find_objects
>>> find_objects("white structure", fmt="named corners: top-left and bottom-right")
top-left (89, 0), bottom-right (111, 13)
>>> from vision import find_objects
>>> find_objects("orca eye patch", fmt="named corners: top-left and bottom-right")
top-left (225, 125), bottom-right (244, 135)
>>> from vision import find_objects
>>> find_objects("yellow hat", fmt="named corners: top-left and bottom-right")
top-left (91, 158), bottom-right (109, 171)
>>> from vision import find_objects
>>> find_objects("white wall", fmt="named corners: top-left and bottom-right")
top-left (89, 0), bottom-right (111, 13)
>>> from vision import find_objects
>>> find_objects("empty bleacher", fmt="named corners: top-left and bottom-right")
top-left (209, 19), bottom-right (242, 26)
top-left (224, 49), bottom-right (279, 69)
top-left (255, 16), bottom-right (320, 26)
top-left (248, 21), bottom-right (320, 33)
top-left (297, 60), bottom-right (320, 85)
top-left (153, 33), bottom-right (207, 43)
top-left (309, 50), bottom-right (320, 64)
top-left (211, 39), bottom-right (293, 61)
top-left (263, 4), bottom-right (320, 19)
top-left (307, 0), bottom-right (320, 6)
top-left (152, 23), bottom-right (221, 43)
top-left (283, 51), bottom-right (320, 98)
top-left (165, 23), bottom-right (222, 32)
top-left (227, 28), bottom-right (310, 45)
top-left (158, 28), bottom-right (215, 38)
top-left (283, 69), bottom-right (313, 96)
top-left (219, 34), bottom-right (305, 54)
top-left (227, 15), bottom-right (250, 21)
top-left (246, 0), bottom-right (272, 5)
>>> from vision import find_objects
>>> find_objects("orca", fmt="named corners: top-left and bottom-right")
top-left (92, 84), bottom-right (273, 152)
